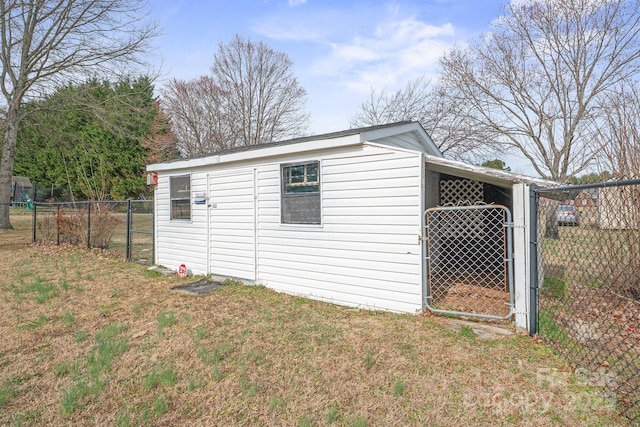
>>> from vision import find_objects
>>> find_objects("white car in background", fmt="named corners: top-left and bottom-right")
top-left (557, 205), bottom-right (579, 226)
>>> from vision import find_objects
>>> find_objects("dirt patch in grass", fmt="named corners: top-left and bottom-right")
top-left (436, 283), bottom-right (511, 317)
top-left (0, 245), bottom-right (627, 426)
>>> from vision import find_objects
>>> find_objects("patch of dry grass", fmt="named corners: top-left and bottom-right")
top-left (0, 245), bottom-right (625, 426)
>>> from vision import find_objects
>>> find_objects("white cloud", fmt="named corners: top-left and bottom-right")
top-left (313, 14), bottom-right (456, 93)
top-left (288, 0), bottom-right (307, 6)
top-left (252, 3), bottom-right (463, 133)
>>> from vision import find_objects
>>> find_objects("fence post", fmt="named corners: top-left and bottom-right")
top-left (56, 204), bottom-right (60, 245)
top-left (87, 202), bottom-right (91, 248)
top-left (125, 199), bottom-right (132, 260)
top-left (32, 202), bottom-right (37, 243)
top-left (151, 201), bottom-right (155, 265)
top-left (529, 184), bottom-right (539, 336)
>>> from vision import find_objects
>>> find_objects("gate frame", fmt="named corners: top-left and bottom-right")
top-left (424, 204), bottom-right (515, 320)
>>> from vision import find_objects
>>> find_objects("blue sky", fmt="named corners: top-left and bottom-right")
top-left (149, 1), bottom-right (533, 173)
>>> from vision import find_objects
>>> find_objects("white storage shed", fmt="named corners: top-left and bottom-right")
top-left (147, 122), bottom-right (543, 332)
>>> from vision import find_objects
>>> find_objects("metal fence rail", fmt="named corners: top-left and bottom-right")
top-left (0, 200), bottom-right (154, 265)
top-left (533, 180), bottom-right (640, 421)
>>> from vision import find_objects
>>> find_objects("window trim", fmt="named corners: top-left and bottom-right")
top-left (170, 174), bottom-right (191, 221)
top-left (280, 161), bottom-right (322, 225)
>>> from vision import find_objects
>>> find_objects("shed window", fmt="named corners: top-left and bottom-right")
top-left (170, 175), bottom-right (191, 220)
top-left (281, 162), bottom-right (321, 224)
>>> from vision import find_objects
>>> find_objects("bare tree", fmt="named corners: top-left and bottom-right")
top-left (350, 77), bottom-right (493, 161)
top-left (162, 76), bottom-right (230, 156)
top-left (594, 80), bottom-right (640, 297)
top-left (438, 0), bottom-right (640, 181)
top-left (212, 35), bottom-right (309, 148)
top-left (163, 35), bottom-right (309, 156)
top-left (596, 81), bottom-right (640, 179)
top-left (0, 0), bottom-right (157, 228)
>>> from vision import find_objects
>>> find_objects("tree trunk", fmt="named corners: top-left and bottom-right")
top-left (544, 200), bottom-right (560, 240)
top-left (0, 105), bottom-right (20, 229)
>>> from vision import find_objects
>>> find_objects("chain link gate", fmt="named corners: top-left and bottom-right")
top-left (425, 204), bottom-right (514, 319)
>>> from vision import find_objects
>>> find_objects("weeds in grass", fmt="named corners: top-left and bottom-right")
top-left (269, 395), bottom-right (286, 411)
top-left (34, 281), bottom-right (58, 303)
top-left (61, 382), bottom-right (87, 416)
top-left (144, 269), bottom-right (162, 278)
top-left (54, 362), bottom-right (71, 378)
top-left (0, 381), bottom-right (17, 408)
top-left (61, 324), bottom-right (129, 416)
top-left (459, 326), bottom-right (476, 340)
top-left (393, 380), bottom-right (405, 397)
top-left (12, 276), bottom-right (59, 304)
top-left (222, 277), bottom-right (242, 286)
top-left (144, 365), bottom-right (178, 391)
top-left (363, 351), bottom-right (374, 369)
top-left (21, 314), bottom-right (48, 330)
top-left (62, 312), bottom-right (75, 324)
top-left (538, 310), bottom-right (573, 345)
top-left (157, 310), bottom-right (176, 337)
top-left (115, 410), bottom-right (131, 427)
top-left (9, 284), bottom-right (24, 303)
top-left (196, 343), bottom-right (231, 366)
top-left (327, 403), bottom-right (340, 423)
top-left (395, 342), bottom-right (419, 362)
top-left (187, 379), bottom-right (202, 391)
top-left (60, 279), bottom-right (70, 291)
top-left (74, 330), bottom-right (87, 343)
top-left (240, 377), bottom-right (258, 397)
top-left (152, 396), bottom-right (169, 416)
top-left (196, 343), bottom-right (232, 382)
top-left (111, 289), bottom-right (121, 298)
top-left (133, 301), bottom-right (151, 315)
top-left (16, 270), bottom-right (32, 280)
top-left (193, 326), bottom-right (207, 341)
top-left (542, 276), bottom-right (568, 300)
top-left (212, 363), bottom-right (222, 382)
top-left (91, 324), bottom-right (128, 372)
top-left (298, 415), bottom-right (313, 427)
top-left (140, 407), bottom-right (151, 424)
top-left (99, 301), bottom-right (118, 316)
top-left (349, 416), bottom-right (367, 427)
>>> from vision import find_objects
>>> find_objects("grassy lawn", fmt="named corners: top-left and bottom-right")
top-left (0, 246), bottom-right (625, 426)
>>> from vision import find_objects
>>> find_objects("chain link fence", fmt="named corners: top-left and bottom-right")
top-left (0, 204), bottom-right (34, 247)
top-left (534, 180), bottom-right (640, 421)
top-left (0, 200), bottom-right (154, 265)
top-left (425, 204), bottom-right (514, 319)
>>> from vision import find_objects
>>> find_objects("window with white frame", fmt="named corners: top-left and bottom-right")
top-left (281, 161), bottom-right (321, 224)
top-left (170, 175), bottom-right (191, 220)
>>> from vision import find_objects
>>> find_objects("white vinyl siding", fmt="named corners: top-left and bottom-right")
top-left (209, 169), bottom-right (256, 281)
top-left (154, 171), bottom-right (208, 274)
top-left (256, 145), bottom-right (423, 313)
top-left (371, 133), bottom-right (430, 153)
top-left (153, 140), bottom-right (425, 313)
